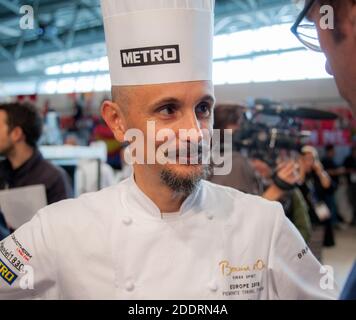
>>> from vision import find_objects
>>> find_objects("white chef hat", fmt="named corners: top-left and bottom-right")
top-left (100, 0), bottom-right (215, 86)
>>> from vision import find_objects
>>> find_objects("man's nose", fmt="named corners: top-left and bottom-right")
top-left (179, 112), bottom-right (203, 144)
top-left (325, 60), bottom-right (334, 76)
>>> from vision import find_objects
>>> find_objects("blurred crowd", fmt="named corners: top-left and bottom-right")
top-left (210, 104), bottom-right (356, 263)
top-left (0, 101), bottom-right (355, 266)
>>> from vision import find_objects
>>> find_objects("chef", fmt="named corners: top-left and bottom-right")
top-left (0, 0), bottom-right (338, 300)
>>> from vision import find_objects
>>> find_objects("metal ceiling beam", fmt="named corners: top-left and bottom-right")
top-left (255, 12), bottom-right (272, 26)
top-left (0, 2), bottom-right (103, 49)
top-left (231, 0), bottom-right (250, 11)
top-left (0, 26), bottom-right (105, 62)
top-left (0, 0), bottom-right (298, 66)
top-left (0, 69), bottom-right (109, 83)
top-left (66, 2), bottom-right (81, 49)
top-left (14, 32), bottom-right (24, 58)
top-left (216, 1), bottom-right (294, 18)
top-left (0, 44), bottom-right (13, 62)
top-left (247, 0), bottom-right (258, 10)
top-left (0, 0), bottom-right (20, 15)
top-left (49, 36), bottom-right (65, 50)
top-left (0, 25), bottom-right (21, 37)
top-left (214, 3), bottom-right (297, 34)
top-left (79, 0), bottom-right (101, 22)
top-left (0, 1), bottom-right (85, 24)
top-left (213, 46), bottom-right (306, 63)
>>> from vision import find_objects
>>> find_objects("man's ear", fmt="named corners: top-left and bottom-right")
top-left (101, 100), bottom-right (127, 143)
top-left (9, 127), bottom-right (24, 144)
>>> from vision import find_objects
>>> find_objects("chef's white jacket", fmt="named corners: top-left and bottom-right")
top-left (0, 176), bottom-right (338, 300)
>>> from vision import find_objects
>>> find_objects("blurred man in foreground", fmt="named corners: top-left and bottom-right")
top-left (291, 0), bottom-right (356, 114)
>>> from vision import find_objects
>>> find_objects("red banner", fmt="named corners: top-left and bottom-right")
top-left (301, 106), bottom-right (356, 146)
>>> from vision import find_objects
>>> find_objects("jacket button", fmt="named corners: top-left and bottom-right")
top-left (125, 281), bottom-right (135, 292)
top-left (206, 212), bottom-right (214, 220)
top-left (122, 216), bottom-right (132, 226)
top-left (208, 281), bottom-right (218, 292)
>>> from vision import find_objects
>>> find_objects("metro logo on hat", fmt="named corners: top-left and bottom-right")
top-left (120, 44), bottom-right (180, 68)
top-left (100, 0), bottom-right (215, 86)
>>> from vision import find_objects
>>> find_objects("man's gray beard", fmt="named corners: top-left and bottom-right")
top-left (160, 164), bottom-right (212, 196)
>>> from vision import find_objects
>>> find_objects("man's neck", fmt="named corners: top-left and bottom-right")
top-left (7, 144), bottom-right (35, 170)
top-left (133, 166), bottom-right (187, 213)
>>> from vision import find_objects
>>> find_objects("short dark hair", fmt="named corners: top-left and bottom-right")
top-left (214, 104), bottom-right (245, 145)
top-left (0, 102), bottom-right (43, 147)
top-left (325, 144), bottom-right (335, 152)
top-left (213, 104), bottom-right (244, 131)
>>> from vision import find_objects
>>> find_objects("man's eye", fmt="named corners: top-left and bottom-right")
top-left (157, 105), bottom-right (176, 116)
top-left (195, 103), bottom-right (211, 118)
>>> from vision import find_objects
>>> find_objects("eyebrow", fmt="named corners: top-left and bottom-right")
top-left (200, 95), bottom-right (216, 105)
top-left (149, 97), bottom-right (181, 109)
top-left (149, 94), bottom-right (216, 109)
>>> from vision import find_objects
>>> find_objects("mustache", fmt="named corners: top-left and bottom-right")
top-left (163, 143), bottom-right (207, 157)
top-left (161, 142), bottom-right (212, 165)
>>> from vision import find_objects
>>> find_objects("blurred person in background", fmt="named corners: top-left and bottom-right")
top-left (343, 145), bottom-right (356, 225)
top-left (251, 157), bottom-right (312, 243)
top-left (291, 0), bottom-right (356, 115)
top-left (40, 111), bottom-right (63, 146)
top-left (321, 144), bottom-right (345, 228)
top-left (292, 0), bottom-right (356, 298)
top-left (0, 103), bottom-right (72, 236)
top-left (209, 104), bottom-right (262, 195)
top-left (210, 104), bottom-right (301, 199)
top-left (91, 117), bottom-right (122, 169)
top-left (0, 0), bottom-right (338, 300)
top-left (210, 104), bottom-right (312, 242)
top-left (299, 146), bottom-right (333, 261)
top-left (0, 210), bottom-right (10, 240)
top-left (322, 145), bottom-right (344, 188)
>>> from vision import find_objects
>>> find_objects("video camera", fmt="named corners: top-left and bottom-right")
top-left (232, 98), bottom-right (337, 167)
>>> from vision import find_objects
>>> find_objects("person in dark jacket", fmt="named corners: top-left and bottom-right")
top-left (340, 261), bottom-right (356, 300)
top-left (321, 144), bottom-right (343, 225)
top-left (0, 102), bottom-right (72, 235)
top-left (299, 145), bottom-right (333, 261)
top-left (0, 210), bottom-right (10, 240)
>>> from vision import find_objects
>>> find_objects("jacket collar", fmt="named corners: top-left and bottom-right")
top-left (122, 173), bottom-right (204, 221)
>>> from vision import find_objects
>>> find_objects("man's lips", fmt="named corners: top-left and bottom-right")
top-left (161, 146), bottom-right (206, 164)
top-left (176, 153), bottom-right (202, 165)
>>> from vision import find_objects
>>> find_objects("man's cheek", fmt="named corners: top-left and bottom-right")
top-left (202, 118), bottom-right (214, 133)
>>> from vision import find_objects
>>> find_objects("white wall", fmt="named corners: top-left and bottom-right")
top-left (36, 92), bottom-right (110, 115)
top-left (214, 78), bottom-right (347, 108)
top-left (2, 78), bottom-right (348, 113)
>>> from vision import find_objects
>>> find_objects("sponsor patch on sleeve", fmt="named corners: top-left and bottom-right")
top-left (0, 257), bottom-right (18, 285)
